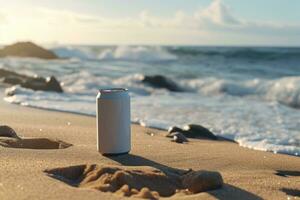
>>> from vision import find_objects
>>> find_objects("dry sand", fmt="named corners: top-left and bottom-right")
top-left (0, 95), bottom-right (299, 199)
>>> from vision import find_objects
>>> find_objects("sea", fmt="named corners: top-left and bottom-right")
top-left (0, 45), bottom-right (299, 156)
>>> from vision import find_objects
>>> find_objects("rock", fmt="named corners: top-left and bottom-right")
top-left (46, 76), bottom-right (63, 92)
top-left (182, 170), bottom-right (223, 193)
top-left (0, 68), bottom-right (27, 80)
top-left (141, 75), bottom-right (183, 92)
top-left (170, 132), bottom-right (188, 143)
top-left (3, 76), bottom-right (24, 85)
top-left (167, 124), bottom-right (217, 140)
top-left (0, 41), bottom-right (58, 59)
top-left (167, 126), bottom-right (184, 135)
top-left (0, 69), bottom-right (63, 93)
top-left (22, 76), bottom-right (63, 92)
top-left (0, 125), bottom-right (20, 139)
top-left (183, 124), bottom-right (217, 140)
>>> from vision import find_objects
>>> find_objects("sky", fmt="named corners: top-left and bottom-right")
top-left (0, 0), bottom-right (299, 46)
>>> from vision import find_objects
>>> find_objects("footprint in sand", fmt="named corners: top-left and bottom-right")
top-left (0, 125), bottom-right (72, 149)
top-left (45, 164), bottom-right (223, 199)
top-left (0, 137), bottom-right (72, 149)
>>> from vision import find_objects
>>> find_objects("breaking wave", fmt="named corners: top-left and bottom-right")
top-left (52, 46), bottom-right (177, 62)
top-left (97, 46), bottom-right (177, 62)
top-left (182, 76), bottom-right (300, 109)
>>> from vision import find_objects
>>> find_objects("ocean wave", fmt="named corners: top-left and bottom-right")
top-left (51, 46), bottom-right (94, 60)
top-left (169, 47), bottom-right (300, 60)
top-left (98, 46), bottom-right (177, 62)
top-left (52, 46), bottom-right (177, 62)
top-left (182, 76), bottom-right (300, 109)
top-left (51, 46), bottom-right (300, 62)
top-left (61, 71), bottom-right (300, 109)
top-left (61, 71), bottom-right (153, 96)
top-left (2, 45), bottom-right (300, 157)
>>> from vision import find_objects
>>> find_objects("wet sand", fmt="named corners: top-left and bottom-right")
top-left (0, 96), bottom-right (299, 199)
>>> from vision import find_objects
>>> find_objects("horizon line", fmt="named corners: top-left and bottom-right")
top-left (0, 41), bottom-right (300, 48)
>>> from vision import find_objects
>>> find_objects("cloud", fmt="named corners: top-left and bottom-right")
top-left (1, 0), bottom-right (300, 45)
top-left (3, 0), bottom-right (299, 32)
top-left (192, 0), bottom-right (300, 37)
top-left (195, 0), bottom-right (240, 25)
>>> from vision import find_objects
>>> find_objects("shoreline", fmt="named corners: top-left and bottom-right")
top-left (0, 90), bottom-right (299, 199)
top-left (4, 95), bottom-right (300, 158)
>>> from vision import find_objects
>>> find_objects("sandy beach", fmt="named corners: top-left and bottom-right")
top-left (1, 0), bottom-right (300, 198)
top-left (0, 90), bottom-right (299, 200)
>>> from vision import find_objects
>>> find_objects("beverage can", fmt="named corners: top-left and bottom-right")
top-left (96, 88), bottom-right (131, 155)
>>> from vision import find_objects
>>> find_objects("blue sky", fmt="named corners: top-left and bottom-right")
top-left (1, 0), bottom-right (300, 45)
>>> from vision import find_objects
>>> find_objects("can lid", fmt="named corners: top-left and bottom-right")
top-left (99, 88), bottom-right (128, 93)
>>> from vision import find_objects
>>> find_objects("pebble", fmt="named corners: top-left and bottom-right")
top-left (170, 132), bottom-right (188, 143)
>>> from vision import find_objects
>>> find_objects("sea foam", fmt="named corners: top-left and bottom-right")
top-left (52, 46), bottom-right (177, 62)
top-left (182, 76), bottom-right (300, 109)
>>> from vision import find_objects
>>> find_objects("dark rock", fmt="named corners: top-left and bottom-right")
top-left (183, 124), bottom-right (217, 140)
top-left (141, 75), bottom-right (183, 92)
top-left (0, 125), bottom-right (20, 139)
top-left (46, 76), bottom-right (63, 92)
top-left (167, 124), bottom-right (217, 140)
top-left (3, 76), bottom-right (23, 85)
top-left (22, 76), bottom-right (63, 92)
top-left (0, 41), bottom-right (58, 59)
top-left (0, 69), bottom-right (63, 93)
top-left (170, 132), bottom-right (188, 143)
top-left (0, 68), bottom-right (27, 79)
top-left (182, 170), bottom-right (223, 193)
top-left (22, 77), bottom-right (46, 90)
top-left (167, 126), bottom-right (184, 135)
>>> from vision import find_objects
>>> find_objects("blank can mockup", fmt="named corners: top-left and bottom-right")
top-left (96, 88), bottom-right (131, 155)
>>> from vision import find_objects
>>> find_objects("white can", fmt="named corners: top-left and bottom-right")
top-left (96, 88), bottom-right (131, 155)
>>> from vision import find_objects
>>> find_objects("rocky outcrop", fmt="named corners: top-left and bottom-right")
top-left (0, 69), bottom-right (63, 93)
top-left (141, 75), bottom-right (183, 92)
top-left (21, 76), bottom-right (63, 92)
top-left (0, 42), bottom-right (58, 59)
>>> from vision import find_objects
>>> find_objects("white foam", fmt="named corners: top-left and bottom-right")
top-left (98, 46), bottom-right (177, 62)
top-left (182, 76), bottom-right (300, 108)
top-left (52, 45), bottom-right (177, 62)
top-left (4, 84), bottom-right (300, 156)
